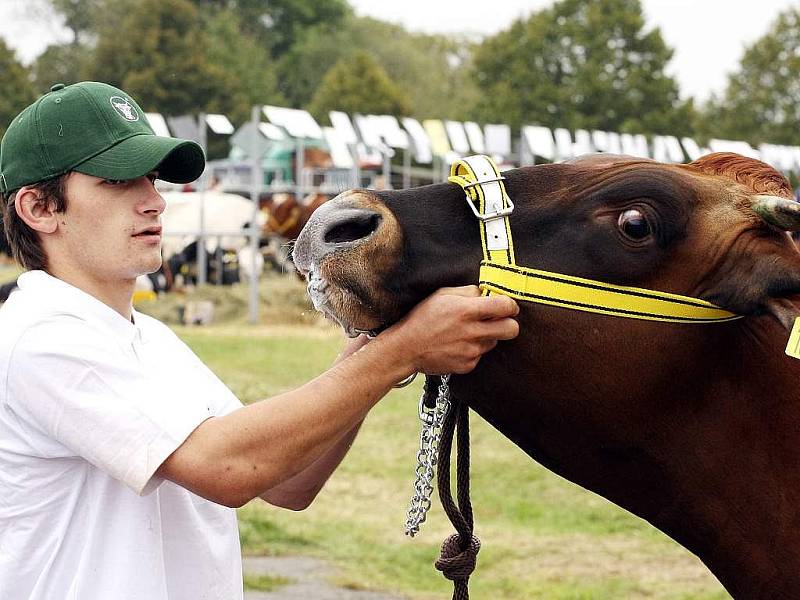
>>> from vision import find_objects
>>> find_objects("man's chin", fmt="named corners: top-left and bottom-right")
top-left (135, 256), bottom-right (163, 278)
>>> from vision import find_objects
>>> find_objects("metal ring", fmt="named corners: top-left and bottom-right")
top-left (394, 371), bottom-right (418, 389)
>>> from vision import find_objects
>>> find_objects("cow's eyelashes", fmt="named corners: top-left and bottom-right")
top-left (617, 208), bottom-right (652, 241)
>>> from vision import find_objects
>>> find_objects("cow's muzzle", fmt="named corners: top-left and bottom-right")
top-left (293, 191), bottom-right (402, 336)
top-left (293, 195), bottom-right (383, 276)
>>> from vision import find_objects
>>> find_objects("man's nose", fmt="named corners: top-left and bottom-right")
top-left (138, 179), bottom-right (166, 216)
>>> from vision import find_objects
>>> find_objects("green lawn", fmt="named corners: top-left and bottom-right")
top-left (176, 321), bottom-right (731, 600)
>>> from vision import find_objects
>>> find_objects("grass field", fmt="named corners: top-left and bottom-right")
top-left (0, 264), bottom-right (731, 599)
top-left (170, 289), bottom-right (731, 600)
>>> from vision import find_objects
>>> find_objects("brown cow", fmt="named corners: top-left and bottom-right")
top-left (293, 153), bottom-right (800, 599)
top-left (261, 192), bottom-right (330, 241)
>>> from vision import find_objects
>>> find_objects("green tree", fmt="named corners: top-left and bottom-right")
top-left (48, 0), bottom-right (105, 45)
top-left (32, 43), bottom-right (94, 89)
top-left (308, 51), bottom-right (410, 120)
top-left (188, 0), bottom-right (351, 58)
top-left (470, 0), bottom-right (694, 135)
top-left (90, 0), bottom-right (239, 117)
top-left (26, 0), bottom-right (110, 89)
top-left (280, 16), bottom-right (479, 119)
top-left (203, 8), bottom-right (284, 123)
top-left (696, 9), bottom-right (800, 146)
top-left (30, 0), bottom-right (115, 45)
top-left (0, 39), bottom-right (37, 139)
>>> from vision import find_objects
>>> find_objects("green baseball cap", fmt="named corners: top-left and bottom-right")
top-left (0, 81), bottom-right (205, 194)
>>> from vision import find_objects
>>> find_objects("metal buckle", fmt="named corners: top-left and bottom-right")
top-left (460, 175), bottom-right (515, 222)
top-left (461, 175), bottom-right (506, 188)
top-left (465, 196), bottom-right (515, 222)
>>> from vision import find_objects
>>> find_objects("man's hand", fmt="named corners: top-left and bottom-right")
top-left (381, 286), bottom-right (519, 375)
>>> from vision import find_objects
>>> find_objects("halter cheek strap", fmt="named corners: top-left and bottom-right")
top-left (448, 155), bottom-right (742, 324)
top-left (448, 154), bottom-right (516, 267)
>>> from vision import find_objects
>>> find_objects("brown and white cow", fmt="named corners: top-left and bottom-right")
top-left (293, 153), bottom-right (800, 599)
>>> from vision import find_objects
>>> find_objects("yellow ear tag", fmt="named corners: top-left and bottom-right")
top-left (785, 317), bottom-right (800, 359)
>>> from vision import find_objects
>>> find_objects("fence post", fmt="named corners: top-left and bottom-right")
top-left (296, 136), bottom-right (305, 197)
top-left (197, 113), bottom-right (208, 286)
top-left (249, 105), bottom-right (262, 324)
top-left (402, 147), bottom-right (411, 189)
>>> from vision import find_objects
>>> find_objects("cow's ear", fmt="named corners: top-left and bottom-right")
top-left (764, 296), bottom-right (800, 331)
top-left (690, 152), bottom-right (795, 198)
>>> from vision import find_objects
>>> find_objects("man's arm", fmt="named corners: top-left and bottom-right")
top-left (259, 336), bottom-right (369, 510)
top-left (156, 287), bottom-right (519, 508)
top-left (259, 420), bottom-right (363, 510)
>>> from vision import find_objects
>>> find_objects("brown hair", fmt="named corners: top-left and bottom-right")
top-left (690, 152), bottom-right (794, 199)
top-left (2, 175), bottom-right (69, 271)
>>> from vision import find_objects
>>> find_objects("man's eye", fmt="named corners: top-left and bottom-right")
top-left (103, 179), bottom-right (127, 186)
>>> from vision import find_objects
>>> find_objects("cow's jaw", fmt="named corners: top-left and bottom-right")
top-left (304, 266), bottom-right (383, 337)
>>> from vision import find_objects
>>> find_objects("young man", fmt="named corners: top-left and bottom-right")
top-left (0, 82), bottom-right (519, 600)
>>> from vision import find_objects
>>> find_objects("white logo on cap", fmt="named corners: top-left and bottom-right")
top-left (109, 96), bottom-right (139, 122)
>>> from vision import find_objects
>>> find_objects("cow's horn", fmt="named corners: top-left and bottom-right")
top-left (752, 195), bottom-right (800, 231)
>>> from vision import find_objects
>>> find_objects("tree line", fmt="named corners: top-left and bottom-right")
top-left (2, 0), bottom-right (798, 152)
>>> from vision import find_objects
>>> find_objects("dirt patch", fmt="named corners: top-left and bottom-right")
top-left (243, 556), bottom-right (404, 600)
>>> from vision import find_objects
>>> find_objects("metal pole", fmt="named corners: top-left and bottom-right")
top-left (349, 144), bottom-right (360, 189)
top-left (355, 146), bottom-right (361, 189)
top-left (295, 136), bottom-right (305, 198)
top-left (249, 105), bottom-right (261, 324)
top-left (382, 148), bottom-right (392, 189)
top-left (402, 147), bottom-right (411, 189)
top-left (197, 113), bottom-right (208, 286)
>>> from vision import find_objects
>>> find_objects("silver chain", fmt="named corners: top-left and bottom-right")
top-left (404, 375), bottom-right (451, 537)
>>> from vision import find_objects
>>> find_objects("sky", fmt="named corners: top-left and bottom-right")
top-left (1, 0), bottom-right (798, 101)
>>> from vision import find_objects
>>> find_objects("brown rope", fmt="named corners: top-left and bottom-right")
top-left (435, 391), bottom-right (480, 600)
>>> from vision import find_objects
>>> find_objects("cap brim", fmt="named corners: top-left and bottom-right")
top-left (73, 134), bottom-right (205, 184)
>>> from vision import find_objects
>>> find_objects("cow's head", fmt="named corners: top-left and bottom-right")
top-left (293, 153), bottom-right (800, 336)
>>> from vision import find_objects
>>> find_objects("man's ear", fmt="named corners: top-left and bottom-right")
top-left (14, 186), bottom-right (59, 234)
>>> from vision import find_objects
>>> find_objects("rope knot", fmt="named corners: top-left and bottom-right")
top-left (434, 533), bottom-right (481, 581)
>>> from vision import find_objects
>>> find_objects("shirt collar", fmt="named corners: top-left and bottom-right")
top-left (16, 270), bottom-right (142, 346)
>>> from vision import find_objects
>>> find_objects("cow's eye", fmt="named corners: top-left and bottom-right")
top-left (618, 209), bottom-right (651, 240)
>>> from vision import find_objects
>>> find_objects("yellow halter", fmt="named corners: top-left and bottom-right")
top-left (448, 155), bottom-right (741, 324)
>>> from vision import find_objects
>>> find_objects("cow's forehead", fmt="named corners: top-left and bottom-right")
top-left (564, 153), bottom-right (656, 168)
top-left (512, 156), bottom-right (702, 202)
top-left (552, 156), bottom-right (736, 203)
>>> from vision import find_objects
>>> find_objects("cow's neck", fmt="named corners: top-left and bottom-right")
top-left (460, 312), bottom-right (800, 599)
top-left (657, 316), bottom-right (800, 598)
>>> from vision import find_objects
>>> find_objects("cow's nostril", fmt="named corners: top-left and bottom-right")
top-left (323, 213), bottom-right (382, 245)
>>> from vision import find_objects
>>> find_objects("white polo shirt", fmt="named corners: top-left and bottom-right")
top-left (0, 270), bottom-right (244, 600)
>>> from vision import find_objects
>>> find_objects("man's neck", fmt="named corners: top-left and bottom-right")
top-left (45, 266), bottom-right (136, 321)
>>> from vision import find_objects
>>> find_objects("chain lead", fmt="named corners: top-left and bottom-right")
top-left (405, 375), bottom-right (451, 537)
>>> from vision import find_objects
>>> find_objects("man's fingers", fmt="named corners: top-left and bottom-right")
top-left (475, 317), bottom-right (520, 341)
top-left (476, 295), bottom-right (519, 320)
top-left (478, 339), bottom-right (498, 354)
top-left (435, 285), bottom-right (482, 298)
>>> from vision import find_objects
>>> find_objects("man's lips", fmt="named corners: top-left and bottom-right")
top-left (132, 225), bottom-right (162, 241)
